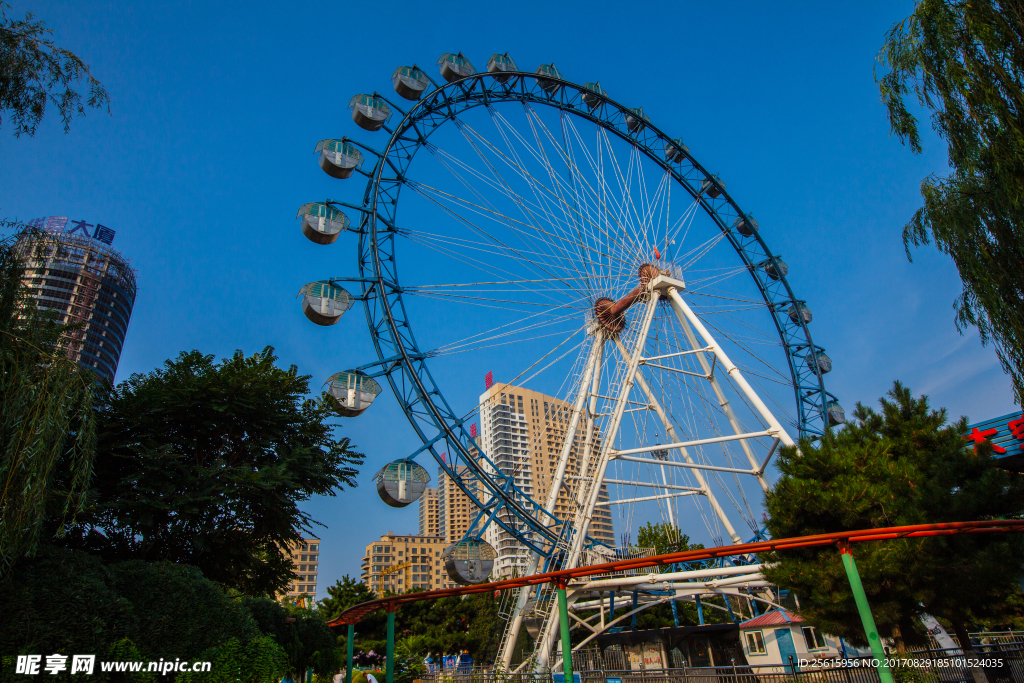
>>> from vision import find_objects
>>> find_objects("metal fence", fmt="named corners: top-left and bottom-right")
top-left (420, 647), bottom-right (1024, 683)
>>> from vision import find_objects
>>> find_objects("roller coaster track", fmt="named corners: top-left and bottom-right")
top-left (328, 519), bottom-right (1024, 627)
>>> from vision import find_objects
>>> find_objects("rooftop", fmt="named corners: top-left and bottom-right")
top-left (739, 608), bottom-right (804, 629)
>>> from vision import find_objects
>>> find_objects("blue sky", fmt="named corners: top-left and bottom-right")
top-left (2, 1), bottom-right (1018, 597)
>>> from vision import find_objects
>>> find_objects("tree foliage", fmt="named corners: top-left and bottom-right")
top-left (0, 546), bottom-right (259, 666)
top-left (763, 382), bottom-right (1024, 648)
top-left (878, 0), bottom-right (1024, 401)
top-left (177, 636), bottom-right (289, 683)
top-left (245, 598), bottom-right (341, 679)
top-left (319, 578), bottom-right (502, 666)
top-left (60, 348), bottom-right (364, 596)
top-left (636, 521), bottom-right (702, 555)
top-left (0, 228), bottom-right (96, 578)
top-left (0, 2), bottom-right (109, 136)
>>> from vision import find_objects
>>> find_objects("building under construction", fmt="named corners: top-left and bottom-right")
top-left (15, 220), bottom-right (137, 382)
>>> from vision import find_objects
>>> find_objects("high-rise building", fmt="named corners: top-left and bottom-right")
top-left (437, 465), bottom-right (480, 545)
top-left (477, 381), bottom-right (615, 577)
top-left (280, 536), bottom-right (321, 605)
top-left (15, 217), bottom-right (136, 382)
top-left (360, 532), bottom-right (455, 593)
top-left (418, 487), bottom-right (440, 537)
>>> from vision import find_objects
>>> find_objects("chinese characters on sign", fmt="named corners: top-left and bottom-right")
top-left (964, 412), bottom-right (1024, 463)
top-left (26, 216), bottom-right (116, 245)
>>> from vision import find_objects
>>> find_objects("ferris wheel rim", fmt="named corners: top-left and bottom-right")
top-left (350, 67), bottom-right (835, 558)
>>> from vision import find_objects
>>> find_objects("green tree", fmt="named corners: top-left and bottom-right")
top-left (0, 545), bottom-right (260, 671)
top-left (177, 636), bottom-right (289, 683)
top-left (0, 229), bottom-right (96, 578)
top-left (281, 605), bottom-right (343, 681)
top-left (763, 382), bottom-right (1024, 650)
top-left (878, 0), bottom-right (1024, 401)
top-left (319, 575), bottom-right (379, 619)
top-left (318, 576), bottom-right (385, 655)
top-left (60, 348), bottom-right (364, 596)
top-left (636, 521), bottom-right (701, 555)
top-left (0, 2), bottom-right (109, 136)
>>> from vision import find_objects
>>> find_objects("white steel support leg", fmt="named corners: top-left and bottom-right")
top-left (664, 285), bottom-right (795, 450)
top-left (543, 333), bottom-right (606, 519)
top-left (499, 334), bottom-right (604, 669)
top-left (611, 337), bottom-right (742, 545)
top-left (660, 463), bottom-right (676, 527)
top-left (673, 311), bottom-right (770, 493)
top-left (537, 292), bottom-right (661, 673)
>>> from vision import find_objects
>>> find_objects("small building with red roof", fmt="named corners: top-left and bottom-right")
top-left (738, 608), bottom-right (865, 671)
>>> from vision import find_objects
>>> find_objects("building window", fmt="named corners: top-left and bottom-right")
top-left (745, 631), bottom-right (766, 655)
top-left (802, 626), bottom-right (827, 651)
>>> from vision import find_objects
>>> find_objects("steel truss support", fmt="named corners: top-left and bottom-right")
top-left (499, 334), bottom-right (605, 669)
top-left (672, 310), bottom-right (769, 492)
top-left (611, 336), bottom-right (743, 546)
top-left (536, 292), bottom-right (661, 672)
top-left (533, 276), bottom-right (795, 672)
top-left (663, 282), bottom-right (795, 451)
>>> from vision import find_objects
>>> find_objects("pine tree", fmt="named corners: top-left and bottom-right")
top-left (763, 382), bottom-right (1024, 649)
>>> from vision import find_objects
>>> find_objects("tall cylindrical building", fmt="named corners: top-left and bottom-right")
top-left (16, 216), bottom-right (137, 382)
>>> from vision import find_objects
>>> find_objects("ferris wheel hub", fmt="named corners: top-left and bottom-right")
top-left (592, 263), bottom-right (663, 333)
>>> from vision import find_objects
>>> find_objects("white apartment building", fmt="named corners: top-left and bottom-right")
top-left (477, 382), bottom-right (615, 577)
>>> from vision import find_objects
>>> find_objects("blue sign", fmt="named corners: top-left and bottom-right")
top-left (964, 412), bottom-right (1024, 470)
top-left (26, 216), bottom-right (116, 245)
top-left (552, 674), bottom-right (581, 683)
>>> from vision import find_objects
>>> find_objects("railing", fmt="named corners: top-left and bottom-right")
top-left (420, 647), bottom-right (1024, 683)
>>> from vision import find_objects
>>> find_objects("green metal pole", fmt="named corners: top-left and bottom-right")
top-left (346, 624), bottom-right (355, 683)
top-left (386, 610), bottom-right (396, 683)
top-left (839, 542), bottom-right (894, 683)
top-left (557, 582), bottom-right (573, 683)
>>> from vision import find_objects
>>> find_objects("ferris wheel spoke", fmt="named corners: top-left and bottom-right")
top-left (409, 178), bottom-right (624, 281)
top-left (490, 107), bottom-right (644, 274)
top-left (557, 114), bottom-right (601, 287)
top-left (529, 107), bottom-right (657, 277)
top-left (599, 131), bottom-right (653, 259)
top-left (559, 115), bottom-right (655, 280)
top-left (401, 194), bottom-right (594, 295)
top-left (423, 141), bottom-right (598, 289)
top-left (444, 134), bottom-right (592, 282)
top-left (457, 325), bottom-right (591, 422)
top-left (401, 237), bottom-right (578, 311)
top-left (519, 107), bottom-right (592, 272)
top-left (407, 231), bottom-right (593, 280)
top-left (434, 317), bottom-right (582, 358)
top-left (427, 296), bottom-right (591, 353)
top-left (454, 113), bottom-right (612, 277)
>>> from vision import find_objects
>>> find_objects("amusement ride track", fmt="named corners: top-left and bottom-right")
top-left (328, 519), bottom-right (1024, 626)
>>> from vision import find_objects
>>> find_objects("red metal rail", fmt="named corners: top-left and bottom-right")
top-left (328, 519), bottom-right (1024, 627)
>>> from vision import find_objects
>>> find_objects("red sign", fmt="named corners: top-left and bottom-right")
top-left (485, 371), bottom-right (493, 389)
top-left (964, 412), bottom-right (1024, 460)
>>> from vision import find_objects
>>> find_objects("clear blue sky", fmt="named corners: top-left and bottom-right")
top-left (2, 1), bottom-right (1017, 597)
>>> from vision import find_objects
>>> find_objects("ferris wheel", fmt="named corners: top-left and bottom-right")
top-left (296, 52), bottom-right (843, 671)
